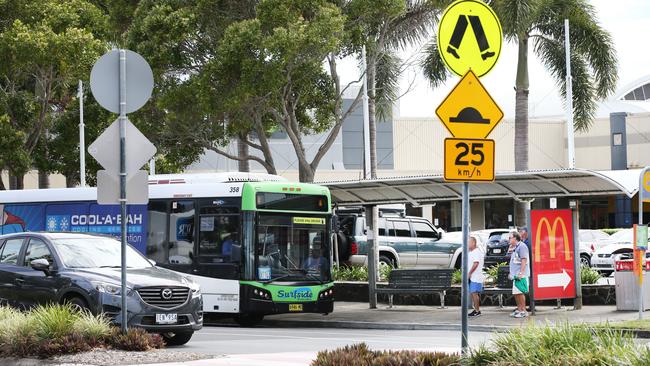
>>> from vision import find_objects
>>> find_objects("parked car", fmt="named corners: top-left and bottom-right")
top-left (591, 229), bottom-right (650, 276)
top-left (0, 232), bottom-right (203, 345)
top-left (579, 229), bottom-right (612, 253)
top-left (335, 209), bottom-right (462, 269)
top-left (483, 230), bottom-right (511, 267)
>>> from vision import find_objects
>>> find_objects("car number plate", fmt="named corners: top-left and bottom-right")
top-left (492, 248), bottom-right (502, 254)
top-left (288, 304), bottom-right (303, 312)
top-left (155, 313), bottom-right (178, 324)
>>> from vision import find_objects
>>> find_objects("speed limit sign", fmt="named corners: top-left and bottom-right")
top-left (444, 138), bottom-right (495, 182)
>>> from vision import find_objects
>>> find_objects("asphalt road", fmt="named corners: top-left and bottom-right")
top-left (166, 326), bottom-right (495, 365)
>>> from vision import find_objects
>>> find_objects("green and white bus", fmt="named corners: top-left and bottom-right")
top-left (0, 173), bottom-right (334, 326)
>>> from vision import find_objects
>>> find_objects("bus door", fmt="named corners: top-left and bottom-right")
top-left (196, 206), bottom-right (240, 279)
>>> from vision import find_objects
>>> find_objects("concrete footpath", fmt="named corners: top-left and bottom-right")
top-left (259, 302), bottom-right (644, 332)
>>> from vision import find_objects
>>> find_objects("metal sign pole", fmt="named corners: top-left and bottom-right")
top-left (119, 49), bottom-right (128, 333)
top-left (78, 80), bottom-right (86, 187)
top-left (461, 182), bottom-right (470, 354)
top-left (572, 200), bottom-right (582, 310)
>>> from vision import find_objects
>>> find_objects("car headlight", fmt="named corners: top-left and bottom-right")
top-left (92, 281), bottom-right (129, 295)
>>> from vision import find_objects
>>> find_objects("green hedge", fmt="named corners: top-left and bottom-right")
top-left (0, 304), bottom-right (164, 358)
top-left (333, 265), bottom-right (392, 282)
top-left (313, 325), bottom-right (650, 366)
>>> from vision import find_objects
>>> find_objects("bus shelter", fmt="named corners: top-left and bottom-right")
top-left (320, 168), bottom-right (641, 309)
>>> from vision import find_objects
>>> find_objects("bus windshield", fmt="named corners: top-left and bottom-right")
top-left (256, 213), bottom-right (330, 283)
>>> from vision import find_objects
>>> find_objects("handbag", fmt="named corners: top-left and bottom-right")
top-left (514, 276), bottom-right (529, 294)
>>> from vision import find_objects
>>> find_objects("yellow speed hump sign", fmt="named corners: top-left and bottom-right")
top-left (436, 70), bottom-right (503, 139)
top-left (437, 0), bottom-right (502, 77)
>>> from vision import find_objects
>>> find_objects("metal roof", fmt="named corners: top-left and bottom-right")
top-left (319, 169), bottom-right (641, 206)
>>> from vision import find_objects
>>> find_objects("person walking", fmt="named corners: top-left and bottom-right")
top-left (468, 236), bottom-right (485, 317)
top-left (509, 231), bottom-right (530, 318)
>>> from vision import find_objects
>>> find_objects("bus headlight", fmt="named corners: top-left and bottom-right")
top-left (252, 288), bottom-right (272, 300)
top-left (318, 288), bottom-right (334, 299)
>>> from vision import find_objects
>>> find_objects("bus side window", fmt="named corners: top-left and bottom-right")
top-left (146, 200), bottom-right (169, 264)
top-left (169, 201), bottom-right (195, 265)
top-left (198, 213), bottom-right (240, 263)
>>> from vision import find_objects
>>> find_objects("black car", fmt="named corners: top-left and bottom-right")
top-left (483, 231), bottom-right (511, 267)
top-left (0, 232), bottom-right (203, 345)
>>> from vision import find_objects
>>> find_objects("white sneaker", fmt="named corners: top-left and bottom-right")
top-left (510, 310), bottom-right (519, 317)
top-left (514, 311), bottom-right (529, 318)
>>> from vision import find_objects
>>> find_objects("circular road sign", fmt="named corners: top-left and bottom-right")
top-left (90, 49), bottom-right (154, 114)
top-left (437, 0), bottom-right (502, 77)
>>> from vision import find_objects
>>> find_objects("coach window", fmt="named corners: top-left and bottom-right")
top-left (147, 200), bottom-right (168, 264)
top-left (168, 201), bottom-right (195, 265)
top-left (198, 207), bottom-right (240, 263)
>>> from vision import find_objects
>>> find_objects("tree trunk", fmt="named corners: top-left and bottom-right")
top-left (298, 166), bottom-right (315, 183)
top-left (367, 53), bottom-right (378, 179)
top-left (237, 134), bottom-right (250, 172)
top-left (514, 35), bottom-right (530, 227)
top-left (0, 171), bottom-right (5, 190)
top-left (65, 174), bottom-right (77, 188)
top-left (9, 173), bottom-right (24, 190)
top-left (38, 170), bottom-right (49, 189)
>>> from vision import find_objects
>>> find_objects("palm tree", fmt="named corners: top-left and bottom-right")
top-left (423, 0), bottom-right (618, 172)
top-left (345, 0), bottom-right (443, 178)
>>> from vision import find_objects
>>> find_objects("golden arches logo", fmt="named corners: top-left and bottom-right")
top-left (644, 172), bottom-right (650, 191)
top-left (535, 217), bottom-right (572, 262)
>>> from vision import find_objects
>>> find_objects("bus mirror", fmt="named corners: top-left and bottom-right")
top-left (230, 244), bottom-right (242, 263)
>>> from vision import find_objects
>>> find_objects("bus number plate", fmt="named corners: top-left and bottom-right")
top-left (289, 304), bottom-right (303, 312)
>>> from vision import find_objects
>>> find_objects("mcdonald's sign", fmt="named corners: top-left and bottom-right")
top-left (531, 209), bottom-right (577, 300)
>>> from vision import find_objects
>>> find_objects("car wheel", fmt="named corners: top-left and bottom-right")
top-left (379, 255), bottom-right (395, 269)
top-left (64, 296), bottom-right (90, 313)
top-left (161, 331), bottom-right (193, 346)
top-left (580, 254), bottom-right (591, 267)
top-left (234, 313), bottom-right (264, 327)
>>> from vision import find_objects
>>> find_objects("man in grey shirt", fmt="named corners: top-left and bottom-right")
top-left (509, 231), bottom-right (530, 318)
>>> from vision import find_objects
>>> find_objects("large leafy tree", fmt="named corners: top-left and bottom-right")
top-left (127, 0), bottom-right (363, 182)
top-left (0, 0), bottom-right (108, 188)
top-left (423, 0), bottom-right (618, 174)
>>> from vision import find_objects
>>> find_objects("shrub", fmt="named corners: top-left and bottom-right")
top-left (580, 265), bottom-right (602, 284)
top-left (0, 304), bottom-right (165, 358)
top-left (31, 303), bottom-right (80, 340)
top-left (333, 264), bottom-right (396, 282)
top-left (467, 323), bottom-right (647, 366)
top-left (108, 327), bottom-right (165, 352)
top-left (452, 269), bottom-right (462, 284)
top-left (312, 343), bottom-right (460, 366)
top-left (485, 262), bottom-right (507, 283)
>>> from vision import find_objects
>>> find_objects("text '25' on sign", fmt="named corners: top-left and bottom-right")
top-left (444, 138), bottom-right (494, 182)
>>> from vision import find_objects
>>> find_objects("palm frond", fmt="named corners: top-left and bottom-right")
top-left (534, 36), bottom-right (596, 131)
top-left (492, 0), bottom-right (539, 41)
top-left (420, 35), bottom-right (450, 88)
top-left (374, 49), bottom-right (401, 122)
top-left (533, 0), bottom-right (617, 99)
top-left (384, 0), bottom-right (445, 50)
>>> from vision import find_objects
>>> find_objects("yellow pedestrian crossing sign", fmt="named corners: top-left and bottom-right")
top-left (437, 0), bottom-right (502, 77)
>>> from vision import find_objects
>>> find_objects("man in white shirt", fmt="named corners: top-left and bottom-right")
top-left (468, 236), bottom-right (485, 317)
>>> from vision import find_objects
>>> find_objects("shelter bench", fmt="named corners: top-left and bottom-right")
top-left (376, 269), bottom-right (454, 308)
top-left (482, 266), bottom-right (513, 308)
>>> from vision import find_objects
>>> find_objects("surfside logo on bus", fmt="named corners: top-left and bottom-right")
top-left (276, 287), bottom-right (313, 301)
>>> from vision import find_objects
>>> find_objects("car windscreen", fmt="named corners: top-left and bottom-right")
top-left (52, 237), bottom-right (152, 269)
top-left (487, 233), bottom-right (509, 243)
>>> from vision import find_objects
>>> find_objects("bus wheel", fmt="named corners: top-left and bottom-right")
top-left (161, 331), bottom-right (194, 346)
top-left (234, 313), bottom-right (264, 327)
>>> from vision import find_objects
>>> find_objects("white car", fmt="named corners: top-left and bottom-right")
top-left (579, 229), bottom-right (612, 253)
top-left (591, 229), bottom-right (650, 276)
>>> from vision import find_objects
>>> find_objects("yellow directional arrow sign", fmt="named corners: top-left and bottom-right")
top-left (437, 0), bottom-right (502, 77)
top-left (436, 70), bottom-right (503, 139)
